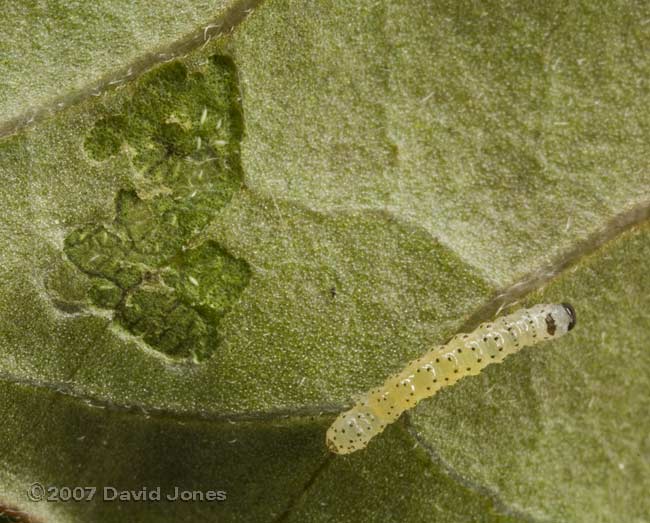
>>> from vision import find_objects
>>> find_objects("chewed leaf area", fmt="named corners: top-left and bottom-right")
top-left (63, 56), bottom-right (251, 362)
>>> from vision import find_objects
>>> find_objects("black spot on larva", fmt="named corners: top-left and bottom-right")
top-left (563, 302), bottom-right (577, 330)
top-left (545, 313), bottom-right (557, 336)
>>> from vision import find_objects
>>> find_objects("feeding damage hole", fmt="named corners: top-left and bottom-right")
top-left (63, 56), bottom-right (251, 362)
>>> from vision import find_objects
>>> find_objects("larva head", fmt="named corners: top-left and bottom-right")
top-left (562, 303), bottom-right (577, 331)
top-left (326, 406), bottom-right (383, 455)
top-left (544, 303), bottom-right (577, 337)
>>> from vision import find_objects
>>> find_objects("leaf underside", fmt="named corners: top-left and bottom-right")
top-left (0, 1), bottom-right (648, 522)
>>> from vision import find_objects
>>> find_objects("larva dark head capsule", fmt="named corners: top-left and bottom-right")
top-left (562, 303), bottom-right (577, 331)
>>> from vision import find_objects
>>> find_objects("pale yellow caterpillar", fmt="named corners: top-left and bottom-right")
top-left (326, 303), bottom-right (576, 454)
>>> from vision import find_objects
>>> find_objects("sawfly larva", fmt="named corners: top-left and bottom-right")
top-left (326, 303), bottom-right (576, 454)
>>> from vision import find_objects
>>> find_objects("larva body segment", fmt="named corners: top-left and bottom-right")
top-left (326, 303), bottom-right (576, 454)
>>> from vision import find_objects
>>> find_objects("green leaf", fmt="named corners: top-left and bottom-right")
top-left (0, 0), bottom-right (252, 132)
top-left (1, 1), bottom-right (648, 522)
